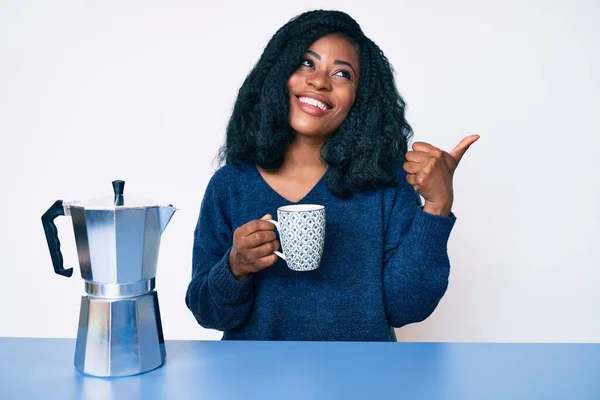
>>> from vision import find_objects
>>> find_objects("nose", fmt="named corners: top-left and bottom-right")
top-left (306, 70), bottom-right (331, 91)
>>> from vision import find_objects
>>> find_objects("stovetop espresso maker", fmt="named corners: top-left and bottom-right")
top-left (41, 180), bottom-right (176, 378)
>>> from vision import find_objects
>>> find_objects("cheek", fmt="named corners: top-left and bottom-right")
top-left (337, 92), bottom-right (356, 116)
top-left (287, 74), bottom-right (300, 93)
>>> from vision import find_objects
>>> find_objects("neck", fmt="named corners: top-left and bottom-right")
top-left (282, 135), bottom-right (328, 171)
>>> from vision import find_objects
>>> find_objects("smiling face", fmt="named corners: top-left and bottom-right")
top-left (287, 34), bottom-right (360, 139)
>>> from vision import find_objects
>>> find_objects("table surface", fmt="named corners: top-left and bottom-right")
top-left (0, 338), bottom-right (598, 400)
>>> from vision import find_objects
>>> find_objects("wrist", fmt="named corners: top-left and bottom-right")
top-left (423, 201), bottom-right (452, 217)
top-left (228, 251), bottom-right (249, 281)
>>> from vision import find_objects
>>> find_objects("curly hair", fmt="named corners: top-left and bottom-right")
top-left (218, 9), bottom-right (413, 198)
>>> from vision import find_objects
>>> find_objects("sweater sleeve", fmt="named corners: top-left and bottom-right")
top-left (185, 171), bottom-right (255, 331)
top-left (383, 171), bottom-right (456, 328)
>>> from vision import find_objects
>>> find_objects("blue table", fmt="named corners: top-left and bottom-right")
top-left (0, 338), bottom-right (598, 399)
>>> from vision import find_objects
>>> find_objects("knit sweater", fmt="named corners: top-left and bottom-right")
top-left (185, 162), bottom-right (456, 341)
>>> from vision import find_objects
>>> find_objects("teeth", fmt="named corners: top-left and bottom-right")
top-left (299, 96), bottom-right (328, 111)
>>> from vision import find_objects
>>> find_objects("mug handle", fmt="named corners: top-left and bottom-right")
top-left (266, 220), bottom-right (286, 261)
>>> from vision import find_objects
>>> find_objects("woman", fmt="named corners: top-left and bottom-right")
top-left (185, 10), bottom-right (478, 341)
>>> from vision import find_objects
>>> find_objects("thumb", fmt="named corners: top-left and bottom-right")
top-left (260, 214), bottom-right (273, 220)
top-left (449, 134), bottom-right (480, 164)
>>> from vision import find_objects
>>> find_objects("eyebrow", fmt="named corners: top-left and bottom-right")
top-left (305, 50), bottom-right (356, 75)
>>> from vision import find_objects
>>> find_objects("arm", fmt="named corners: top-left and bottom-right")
top-left (185, 175), bottom-right (255, 331)
top-left (383, 176), bottom-right (456, 328)
top-left (386, 134), bottom-right (479, 326)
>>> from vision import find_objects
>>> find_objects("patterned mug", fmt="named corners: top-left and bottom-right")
top-left (267, 204), bottom-right (326, 271)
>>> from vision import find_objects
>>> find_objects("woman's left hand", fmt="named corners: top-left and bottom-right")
top-left (403, 134), bottom-right (480, 216)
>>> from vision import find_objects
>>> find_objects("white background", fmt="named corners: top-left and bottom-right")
top-left (1, 0), bottom-right (598, 342)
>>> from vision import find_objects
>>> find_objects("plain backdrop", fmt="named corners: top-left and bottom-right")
top-left (1, 0), bottom-right (599, 342)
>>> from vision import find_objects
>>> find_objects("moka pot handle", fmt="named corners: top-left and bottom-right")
top-left (41, 200), bottom-right (73, 277)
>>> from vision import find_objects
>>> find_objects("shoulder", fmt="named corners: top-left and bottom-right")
top-left (205, 162), bottom-right (255, 192)
top-left (387, 166), bottom-right (420, 197)
top-left (380, 166), bottom-right (422, 208)
top-left (200, 162), bottom-right (251, 204)
top-left (349, 166), bottom-right (419, 205)
top-left (199, 162), bottom-right (255, 219)
top-left (210, 161), bottom-right (254, 183)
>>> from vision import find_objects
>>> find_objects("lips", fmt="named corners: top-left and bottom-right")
top-left (298, 96), bottom-right (330, 111)
top-left (294, 93), bottom-right (333, 116)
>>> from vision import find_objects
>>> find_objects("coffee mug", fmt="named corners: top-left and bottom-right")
top-left (267, 204), bottom-right (326, 271)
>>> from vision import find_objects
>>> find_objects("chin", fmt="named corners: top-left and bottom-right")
top-left (291, 125), bottom-right (329, 137)
top-left (289, 118), bottom-right (332, 137)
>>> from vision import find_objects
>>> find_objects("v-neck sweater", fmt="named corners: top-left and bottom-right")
top-left (185, 161), bottom-right (456, 341)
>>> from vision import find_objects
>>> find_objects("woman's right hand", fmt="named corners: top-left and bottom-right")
top-left (229, 214), bottom-right (280, 281)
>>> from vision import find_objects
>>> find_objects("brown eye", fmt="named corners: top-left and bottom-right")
top-left (334, 70), bottom-right (352, 80)
top-left (301, 59), bottom-right (314, 69)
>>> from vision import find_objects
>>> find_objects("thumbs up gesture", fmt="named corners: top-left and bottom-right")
top-left (403, 134), bottom-right (480, 216)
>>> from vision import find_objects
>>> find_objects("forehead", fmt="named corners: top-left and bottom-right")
top-left (307, 34), bottom-right (360, 64)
